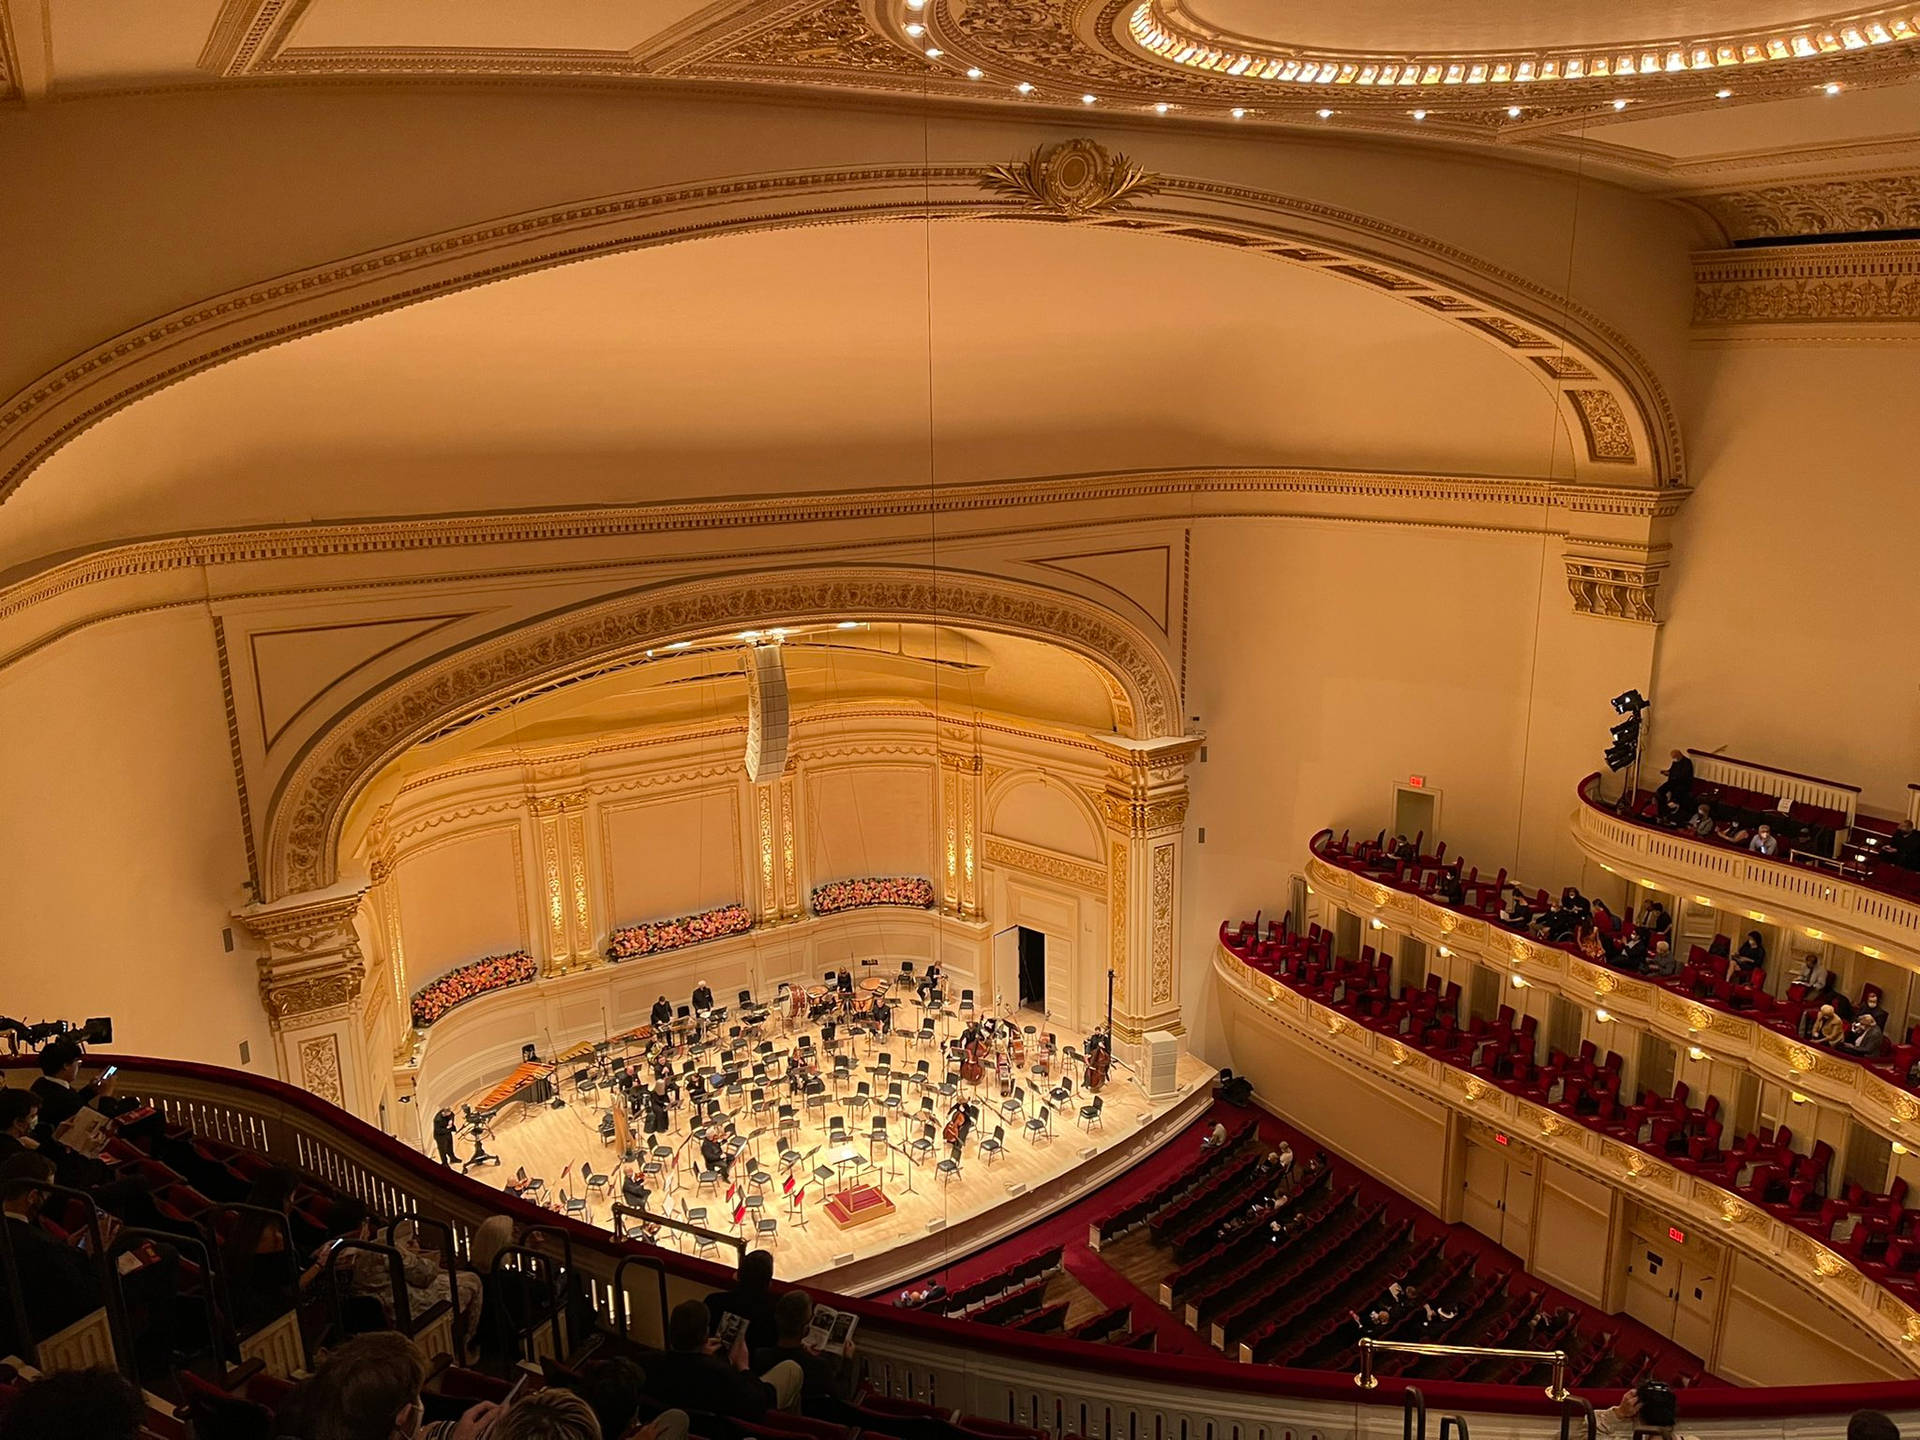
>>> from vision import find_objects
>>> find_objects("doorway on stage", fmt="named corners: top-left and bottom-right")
top-left (1017, 927), bottom-right (1046, 1010)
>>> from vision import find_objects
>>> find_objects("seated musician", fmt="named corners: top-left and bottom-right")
top-left (873, 997), bottom-right (892, 1036)
top-left (506, 1165), bottom-right (536, 1197)
top-left (836, 967), bottom-right (853, 997)
top-left (652, 994), bottom-right (673, 1029)
top-left (621, 1158), bottom-right (650, 1207)
top-left (686, 1070), bottom-right (707, 1109)
top-left (918, 961), bottom-right (943, 1001)
top-left (700, 1126), bottom-right (732, 1180)
top-left (692, 980), bottom-right (715, 1014)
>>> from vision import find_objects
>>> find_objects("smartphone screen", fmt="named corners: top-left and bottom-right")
top-left (100, 1065), bottom-right (119, 1083)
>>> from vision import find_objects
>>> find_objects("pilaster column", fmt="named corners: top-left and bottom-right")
top-left (366, 848), bottom-right (418, 1065)
top-left (528, 788), bottom-right (596, 973)
top-left (778, 772), bottom-right (802, 920)
top-left (235, 878), bottom-right (374, 1116)
top-left (752, 781), bottom-right (780, 924)
top-left (939, 750), bottom-right (984, 920)
top-left (1099, 735), bottom-right (1202, 1059)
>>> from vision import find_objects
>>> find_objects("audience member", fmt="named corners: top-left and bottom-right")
top-left (222, 1164), bottom-right (303, 1330)
top-left (1685, 803), bottom-right (1715, 840)
top-left (653, 1298), bottom-right (802, 1419)
top-left (1750, 824), bottom-right (1780, 858)
top-left (282, 1330), bottom-right (498, 1440)
top-left (1638, 900), bottom-right (1673, 936)
top-left (1860, 986), bottom-right (1891, 1029)
top-left (1643, 938), bottom-right (1680, 978)
top-left (752, 1289), bottom-right (854, 1409)
top-left (565, 1358), bottom-right (689, 1440)
top-left (0, 1366), bottom-right (144, 1440)
top-left (1654, 750), bottom-right (1694, 818)
top-left (1849, 1411), bottom-right (1900, 1440)
top-left (1888, 822), bottom-right (1920, 871)
top-left (1811, 1005), bottom-right (1847, 1046)
top-left (706, 1248), bottom-right (779, 1351)
top-left (1200, 1121), bottom-right (1229, 1151)
top-left (1728, 931), bottom-right (1766, 984)
top-left (492, 1389), bottom-right (601, 1440)
top-left (0, 1089), bottom-right (39, 1165)
top-left (1789, 952), bottom-right (1830, 991)
top-left (0, 1151), bottom-right (105, 1341)
top-left (1842, 1012), bottom-right (1889, 1059)
top-left (1594, 1379), bottom-right (1678, 1438)
top-left (1712, 816), bottom-right (1752, 846)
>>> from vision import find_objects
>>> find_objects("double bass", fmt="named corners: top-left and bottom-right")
top-left (1084, 1028), bottom-right (1112, 1091)
top-left (960, 1026), bottom-right (986, 1085)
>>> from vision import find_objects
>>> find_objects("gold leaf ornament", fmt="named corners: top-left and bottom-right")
top-left (981, 140), bottom-right (1161, 217)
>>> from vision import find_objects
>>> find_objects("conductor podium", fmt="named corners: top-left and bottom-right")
top-left (823, 1182), bottom-right (895, 1228)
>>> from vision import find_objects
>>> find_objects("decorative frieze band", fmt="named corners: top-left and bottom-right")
top-left (1693, 240), bottom-right (1920, 325)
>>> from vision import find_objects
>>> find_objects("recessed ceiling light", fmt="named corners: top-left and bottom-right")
top-left (905, 0), bottom-right (926, 8)
top-left (1611, 98), bottom-right (1629, 110)
top-left (1155, 102), bottom-right (1170, 113)
top-left (1230, 107), bottom-right (1246, 118)
top-left (1411, 109), bottom-right (1426, 120)
top-left (924, 47), bottom-right (941, 57)
top-left (1015, 81), bottom-right (1033, 94)
top-left (1825, 82), bottom-right (1842, 93)
top-left (1317, 107), bottom-right (1333, 118)
top-left (1506, 105), bottom-right (1522, 117)
top-left (1083, 93), bottom-right (1097, 104)
top-left (1715, 87), bottom-right (1732, 98)
top-left (904, 22), bottom-right (924, 36)
top-left (965, 67), bottom-right (983, 79)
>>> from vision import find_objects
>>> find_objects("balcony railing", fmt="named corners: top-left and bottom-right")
top-left (8, 1053), bottom-right (1919, 1433)
top-left (1304, 831), bottom-right (1920, 1151)
top-left (1574, 774), bottom-right (1920, 958)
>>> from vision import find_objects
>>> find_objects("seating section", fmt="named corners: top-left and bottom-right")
top-left (1089, 1120), bottom-right (1257, 1246)
top-left (1225, 908), bottom-right (1915, 1288)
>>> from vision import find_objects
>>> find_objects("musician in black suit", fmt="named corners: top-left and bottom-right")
top-left (432, 1108), bottom-right (459, 1165)
top-left (692, 981), bottom-right (715, 1014)
top-left (700, 1127), bottom-right (732, 1180)
top-left (652, 995), bottom-right (674, 1029)
top-left (836, 968), bottom-right (853, 997)
top-left (918, 961), bottom-right (943, 1002)
top-left (645, 1083), bottom-right (671, 1136)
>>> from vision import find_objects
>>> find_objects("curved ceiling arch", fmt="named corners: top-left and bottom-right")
top-left (266, 564), bottom-right (1182, 901)
top-left (0, 141), bottom-right (1682, 526)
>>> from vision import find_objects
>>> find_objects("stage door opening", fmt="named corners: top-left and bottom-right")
top-left (1018, 926), bottom-right (1046, 1009)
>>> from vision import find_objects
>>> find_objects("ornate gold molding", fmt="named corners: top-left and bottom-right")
top-left (1694, 240), bottom-right (1920, 324)
top-left (983, 836), bottom-right (1108, 891)
top-left (1564, 556), bottom-right (1664, 624)
top-left (1101, 792), bottom-right (1190, 835)
top-left (981, 139), bottom-right (1160, 217)
top-left (269, 567), bottom-right (1179, 898)
top-left (1693, 176), bottom-right (1920, 242)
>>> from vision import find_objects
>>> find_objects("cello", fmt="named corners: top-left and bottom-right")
top-left (1084, 1028), bottom-right (1112, 1091)
top-left (943, 1100), bottom-right (970, 1146)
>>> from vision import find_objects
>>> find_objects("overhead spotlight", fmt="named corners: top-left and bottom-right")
top-left (1595, 1008), bottom-right (1612, 1023)
top-left (1611, 98), bottom-right (1629, 110)
top-left (924, 47), bottom-right (942, 57)
top-left (1506, 105), bottom-right (1522, 117)
top-left (1824, 82), bottom-right (1842, 94)
top-left (1715, 88), bottom-right (1732, 98)
top-left (1083, 93), bottom-right (1097, 104)
top-left (1610, 689), bottom-right (1648, 715)
top-left (1411, 109), bottom-right (1427, 120)
top-left (905, 22), bottom-right (924, 35)
top-left (1015, 81), bottom-right (1033, 94)
top-left (1231, 107), bottom-right (1247, 118)
top-left (906, 0), bottom-right (926, 7)
top-left (1317, 107), bottom-right (1333, 118)
top-left (965, 67), bottom-right (983, 79)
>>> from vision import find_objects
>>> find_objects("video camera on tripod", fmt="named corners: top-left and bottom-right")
top-left (0, 1016), bottom-right (113, 1053)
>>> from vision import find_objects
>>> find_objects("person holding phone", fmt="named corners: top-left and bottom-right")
top-left (653, 1300), bottom-right (803, 1419)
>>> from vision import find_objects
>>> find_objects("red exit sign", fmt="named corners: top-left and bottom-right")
top-left (1668, 1226), bottom-right (1686, 1244)
top-left (1409, 775), bottom-right (1426, 788)
top-left (1493, 1133), bottom-right (1509, 1146)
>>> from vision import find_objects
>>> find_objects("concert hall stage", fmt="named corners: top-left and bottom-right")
top-left (450, 1007), bottom-right (1214, 1295)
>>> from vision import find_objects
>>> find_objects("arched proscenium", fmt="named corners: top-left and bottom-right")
top-left (0, 149), bottom-right (1680, 504)
top-left (265, 566), bottom-right (1181, 901)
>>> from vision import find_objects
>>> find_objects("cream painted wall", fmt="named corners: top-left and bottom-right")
top-left (806, 764), bottom-right (936, 885)
top-left (1532, 1157), bottom-right (1616, 1306)
top-left (1654, 342), bottom-right (1920, 806)
top-left (1716, 1253), bottom-right (1906, 1385)
top-left (602, 787), bottom-right (743, 924)
top-left (0, 608), bottom-right (266, 1069)
top-left (990, 774), bottom-right (1104, 861)
top-left (395, 828), bottom-right (526, 986)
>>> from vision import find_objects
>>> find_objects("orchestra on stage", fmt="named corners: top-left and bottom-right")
top-left (446, 961), bottom-right (1118, 1244)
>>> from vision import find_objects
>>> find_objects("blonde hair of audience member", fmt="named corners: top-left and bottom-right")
top-left (492, 1388), bottom-right (603, 1440)
top-left (472, 1215), bottom-right (515, 1273)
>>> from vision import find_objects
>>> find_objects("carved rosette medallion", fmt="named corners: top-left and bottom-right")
top-left (981, 140), bottom-right (1161, 217)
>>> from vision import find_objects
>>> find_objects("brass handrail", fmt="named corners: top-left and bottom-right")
top-left (1356, 1338), bottom-right (1568, 1401)
top-left (611, 1201), bottom-right (747, 1262)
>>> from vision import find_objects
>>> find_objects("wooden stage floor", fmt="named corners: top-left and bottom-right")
top-left (446, 1007), bottom-right (1215, 1293)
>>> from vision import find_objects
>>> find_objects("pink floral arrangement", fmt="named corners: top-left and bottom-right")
top-left (410, 950), bottom-right (536, 1027)
top-left (811, 876), bottom-right (937, 915)
top-left (606, 902), bottom-right (752, 962)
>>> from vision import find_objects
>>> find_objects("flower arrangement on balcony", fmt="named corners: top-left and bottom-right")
top-left (409, 949), bottom-right (537, 1027)
top-left (606, 901), bottom-right (752, 962)
top-left (811, 875), bottom-right (937, 915)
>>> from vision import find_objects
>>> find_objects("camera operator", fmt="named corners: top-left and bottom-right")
top-left (433, 1107), bottom-right (460, 1166)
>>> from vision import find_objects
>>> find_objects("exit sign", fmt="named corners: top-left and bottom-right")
top-left (1668, 1226), bottom-right (1686, 1244)
top-left (1493, 1132), bottom-right (1509, 1146)
top-left (1409, 775), bottom-right (1426, 788)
